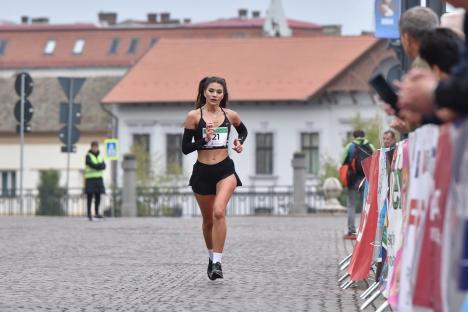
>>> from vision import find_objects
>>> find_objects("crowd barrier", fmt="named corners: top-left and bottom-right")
top-left (337, 118), bottom-right (468, 312)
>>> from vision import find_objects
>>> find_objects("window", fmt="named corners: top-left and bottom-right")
top-left (108, 38), bottom-right (120, 55)
top-left (1, 171), bottom-right (16, 197)
top-left (0, 40), bottom-right (8, 55)
top-left (149, 37), bottom-right (159, 48)
top-left (44, 39), bottom-right (56, 55)
top-left (72, 39), bottom-right (85, 54)
top-left (255, 133), bottom-right (273, 175)
top-left (301, 133), bottom-right (320, 175)
top-left (128, 38), bottom-right (139, 54)
top-left (132, 134), bottom-right (150, 154)
top-left (166, 134), bottom-right (183, 174)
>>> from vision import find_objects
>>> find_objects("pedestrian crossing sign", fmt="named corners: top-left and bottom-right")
top-left (104, 138), bottom-right (119, 161)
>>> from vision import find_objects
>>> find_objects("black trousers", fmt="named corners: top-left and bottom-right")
top-left (86, 193), bottom-right (101, 217)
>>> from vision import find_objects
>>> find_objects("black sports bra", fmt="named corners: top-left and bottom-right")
top-left (194, 108), bottom-right (231, 150)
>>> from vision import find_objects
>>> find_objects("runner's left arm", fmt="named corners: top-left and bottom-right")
top-left (229, 110), bottom-right (248, 145)
top-left (234, 122), bottom-right (248, 145)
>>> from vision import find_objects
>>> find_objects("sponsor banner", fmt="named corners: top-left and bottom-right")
top-left (348, 152), bottom-right (381, 281)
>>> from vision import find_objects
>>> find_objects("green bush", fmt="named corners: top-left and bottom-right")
top-left (36, 170), bottom-right (66, 216)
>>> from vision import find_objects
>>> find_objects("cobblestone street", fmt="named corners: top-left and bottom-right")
top-left (1, 216), bottom-right (376, 312)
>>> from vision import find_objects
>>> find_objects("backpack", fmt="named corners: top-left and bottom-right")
top-left (348, 142), bottom-right (373, 179)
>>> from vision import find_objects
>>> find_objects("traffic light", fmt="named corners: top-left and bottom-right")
top-left (14, 72), bottom-right (34, 133)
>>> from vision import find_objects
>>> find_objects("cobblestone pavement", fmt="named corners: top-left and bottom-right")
top-left (0, 216), bottom-right (382, 312)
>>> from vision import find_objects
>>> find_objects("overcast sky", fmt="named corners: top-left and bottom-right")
top-left (0, 0), bottom-right (376, 35)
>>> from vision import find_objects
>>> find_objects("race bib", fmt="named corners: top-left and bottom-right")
top-left (203, 127), bottom-right (228, 147)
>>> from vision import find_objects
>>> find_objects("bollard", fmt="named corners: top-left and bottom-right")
top-left (121, 154), bottom-right (137, 217)
top-left (321, 177), bottom-right (346, 213)
top-left (291, 152), bottom-right (306, 215)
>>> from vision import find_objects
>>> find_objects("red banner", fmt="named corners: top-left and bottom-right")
top-left (348, 151), bottom-right (380, 281)
top-left (412, 125), bottom-right (452, 311)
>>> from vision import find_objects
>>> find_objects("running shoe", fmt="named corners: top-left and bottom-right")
top-left (210, 262), bottom-right (223, 280)
top-left (343, 232), bottom-right (357, 240)
top-left (207, 258), bottom-right (215, 280)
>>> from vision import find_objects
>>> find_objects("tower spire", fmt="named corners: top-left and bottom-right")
top-left (263, 0), bottom-right (292, 37)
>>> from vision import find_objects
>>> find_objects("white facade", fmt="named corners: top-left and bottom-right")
top-left (113, 91), bottom-right (387, 188)
top-left (0, 138), bottom-right (112, 193)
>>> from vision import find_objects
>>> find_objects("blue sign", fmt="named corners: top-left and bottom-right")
top-left (104, 138), bottom-right (119, 160)
top-left (375, 0), bottom-right (401, 39)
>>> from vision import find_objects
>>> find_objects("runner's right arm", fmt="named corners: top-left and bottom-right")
top-left (182, 110), bottom-right (210, 155)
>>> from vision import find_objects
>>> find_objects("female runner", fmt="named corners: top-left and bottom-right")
top-left (182, 76), bottom-right (248, 280)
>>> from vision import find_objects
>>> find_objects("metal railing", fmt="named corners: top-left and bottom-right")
top-left (0, 186), bottom-right (325, 217)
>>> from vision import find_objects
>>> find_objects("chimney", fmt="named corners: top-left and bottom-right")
top-left (183, 18), bottom-right (191, 24)
top-left (147, 13), bottom-right (158, 24)
top-left (98, 12), bottom-right (117, 26)
top-left (238, 9), bottom-right (248, 19)
top-left (160, 12), bottom-right (171, 24)
top-left (252, 11), bottom-right (261, 18)
top-left (31, 17), bottom-right (49, 24)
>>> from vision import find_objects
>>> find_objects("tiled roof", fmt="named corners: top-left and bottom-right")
top-left (0, 28), bottom-right (159, 69)
top-left (102, 36), bottom-right (379, 104)
top-left (0, 17), bottom-right (326, 69)
top-left (0, 76), bottom-right (119, 133)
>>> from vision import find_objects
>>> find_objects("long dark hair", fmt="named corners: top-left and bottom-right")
top-left (194, 76), bottom-right (229, 109)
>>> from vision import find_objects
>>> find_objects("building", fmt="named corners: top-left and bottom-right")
top-left (0, 0), bottom-right (345, 195)
top-left (0, 7), bottom-right (335, 78)
top-left (102, 36), bottom-right (396, 188)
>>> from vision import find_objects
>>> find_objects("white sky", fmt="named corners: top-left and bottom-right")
top-left (0, 0), bottom-right (376, 35)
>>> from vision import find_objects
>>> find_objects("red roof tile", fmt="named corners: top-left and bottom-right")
top-left (0, 23), bottom-right (98, 31)
top-left (102, 36), bottom-right (379, 104)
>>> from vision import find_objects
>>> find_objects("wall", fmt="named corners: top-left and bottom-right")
top-left (0, 133), bottom-right (111, 192)
top-left (113, 91), bottom-right (386, 188)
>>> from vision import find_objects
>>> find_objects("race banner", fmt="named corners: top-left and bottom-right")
top-left (413, 124), bottom-right (453, 311)
top-left (348, 151), bottom-right (381, 281)
top-left (385, 141), bottom-right (407, 302)
top-left (441, 119), bottom-right (468, 312)
top-left (398, 125), bottom-right (439, 312)
top-left (373, 148), bottom-right (389, 263)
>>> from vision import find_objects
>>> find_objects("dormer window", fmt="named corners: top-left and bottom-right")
top-left (128, 38), bottom-right (139, 54)
top-left (44, 39), bottom-right (56, 55)
top-left (0, 40), bottom-right (8, 55)
top-left (73, 39), bottom-right (85, 55)
top-left (109, 38), bottom-right (119, 55)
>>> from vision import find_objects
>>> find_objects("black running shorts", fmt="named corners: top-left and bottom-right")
top-left (189, 157), bottom-right (242, 195)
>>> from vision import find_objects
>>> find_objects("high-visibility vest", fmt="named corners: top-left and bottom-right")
top-left (84, 152), bottom-right (104, 179)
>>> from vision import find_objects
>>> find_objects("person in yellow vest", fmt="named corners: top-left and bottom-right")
top-left (84, 141), bottom-right (106, 221)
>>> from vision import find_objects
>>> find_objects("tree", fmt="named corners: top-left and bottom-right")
top-left (36, 170), bottom-right (65, 216)
top-left (346, 113), bottom-right (383, 149)
top-left (130, 142), bottom-right (186, 217)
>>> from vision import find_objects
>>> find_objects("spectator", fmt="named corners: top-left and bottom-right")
top-left (385, 6), bottom-right (439, 133)
top-left (84, 141), bottom-right (106, 221)
top-left (383, 130), bottom-right (397, 149)
top-left (441, 10), bottom-right (465, 40)
top-left (400, 6), bottom-right (439, 69)
top-left (398, 0), bottom-right (468, 120)
top-left (383, 130), bottom-right (397, 174)
top-left (341, 130), bottom-right (375, 239)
